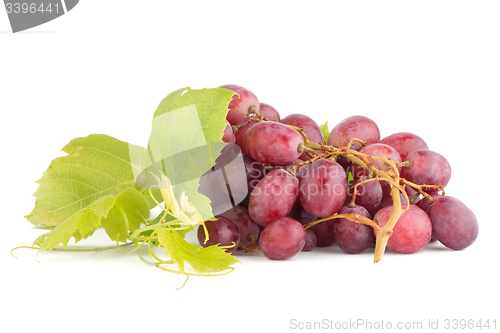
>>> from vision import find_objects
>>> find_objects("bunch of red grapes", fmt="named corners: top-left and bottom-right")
top-left (197, 84), bottom-right (479, 262)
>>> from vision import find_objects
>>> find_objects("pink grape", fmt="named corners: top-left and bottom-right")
top-left (197, 216), bottom-right (240, 253)
top-left (259, 217), bottom-right (306, 260)
top-left (220, 205), bottom-right (260, 249)
top-left (327, 115), bottom-right (380, 149)
top-left (299, 159), bottom-right (347, 218)
top-left (242, 154), bottom-right (266, 195)
top-left (248, 169), bottom-right (299, 227)
top-left (222, 122), bottom-right (236, 143)
top-left (333, 205), bottom-right (373, 254)
top-left (415, 189), bottom-right (443, 243)
top-left (313, 221), bottom-right (337, 247)
top-left (351, 143), bottom-right (402, 181)
top-left (379, 132), bottom-right (428, 161)
top-left (302, 229), bottom-right (317, 251)
top-left (220, 84), bottom-right (260, 125)
top-left (259, 103), bottom-right (280, 121)
top-left (245, 121), bottom-right (304, 166)
top-left (374, 205), bottom-right (432, 254)
top-left (294, 205), bottom-right (336, 247)
top-left (234, 117), bottom-right (257, 154)
top-left (427, 196), bottom-right (478, 250)
top-left (346, 176), bottom-right (383, 214)
top-left (280, 113), bottom-right (325, 160)
top-left (401, 149), bottom-right (452, 190)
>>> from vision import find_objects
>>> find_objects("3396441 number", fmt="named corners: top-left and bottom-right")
top-left (444, 319), bottom-right (497, 330)
top-left (5, 2), bottom-right (60, 14)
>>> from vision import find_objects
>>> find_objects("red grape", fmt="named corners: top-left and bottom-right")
top-left (346, 176), bottom-right (383, 214)
top-left (245, 121), bottom-right (304, 166)
top-left (294, 205), bottom-right (336, 247)
top-left (415, 190), bottom-right (443, 243)
top-left (259, 217), bottom-right (306, 260)
top-left (302, 229), bottom-right (317, 252)
top-left (351, 143), bottom-right (402, 181)
top-left (222, 122), bottom-right (236, 143)
top-left (248, 169), bottom-right (299, 227)
top-left (327, 115), bottom-right (380, 149)
top-left (401, 149), bottom-right (451, 189)
top-left (197, 216), bottom-right (240, 253)
top-left (220, 205), bottom-right (260, 249)
top-left (333, 205), bottom-right (373, 254)
top-left (427, 197), bottom-right (478, 250)
top-left (374, 205), bottom-right (432, 254)
top-left (280, 113), bottom-right (325, 160)
top-left (220, 84), bottom-right (260, 125)
top-left (234, 117), bottom-right (257, 155)
top-left (242, 154), bottom-right (266, 195)
top-left (379, 132), bottom-right (428, 161)
top-left (259, 103), bottom-right (280, 121)
top-left (299, 159), bottom-right (347, 218)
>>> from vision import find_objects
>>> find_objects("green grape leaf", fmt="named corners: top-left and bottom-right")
top-left (156, 228), bottom-right (239, 274)
top-left (140, 87), bottom-right (235, 221)
top-left (319, 121), bottom-right (329, 143)
top-left (39, 188), bottom-right (150, 251)
top-left (26, 134), bottom-right (151, 228)
top-left (100, 188), bottom-right (151, 242)
top-left (39, 195), bottom-right (115, 251)
top-left (32, 232), bottom-right (50, 247)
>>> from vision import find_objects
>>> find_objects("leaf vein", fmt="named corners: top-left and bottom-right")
top-left (54, 163), bottom-right (123, 184)
top-left (81, 145), bottom-right (131, 165)
top-left (48, 177), bottom-right (100, 191)
top-left (39, 180), bottom-right (138, 215)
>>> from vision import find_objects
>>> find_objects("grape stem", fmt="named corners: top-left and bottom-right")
top-left (304, 213), bottom-right (381, 232)
top-left (348, 176), bottom-right (409, 211)
top-left (397, 160), bottom-right (412, 168)
top-left (286, 125), bottom-right (311, 143)
top-left (346, 138), bottom-right (367, 150)
top-left (400, 178), bottom-right (445, 203)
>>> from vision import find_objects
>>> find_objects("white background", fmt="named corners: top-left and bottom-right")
top-left (1, 1), bottom-right (499, 332)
